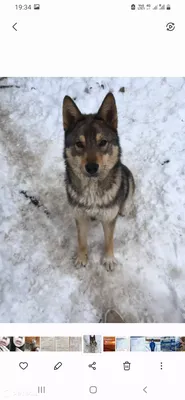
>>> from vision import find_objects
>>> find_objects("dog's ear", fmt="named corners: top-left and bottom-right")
top-left (63, 96), bottom-right (83, 132)
top-left (96, 92), bottom-right (117, 130)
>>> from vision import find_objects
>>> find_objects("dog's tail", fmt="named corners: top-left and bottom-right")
top-left (119, 165), bottom-right (135, 217)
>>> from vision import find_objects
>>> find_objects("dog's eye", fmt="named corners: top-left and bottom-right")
top-left (75, 141), bottom-right (84, 149)
top-left (99, 140), bottom-right (107, 147)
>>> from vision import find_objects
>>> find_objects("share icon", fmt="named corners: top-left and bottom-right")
top-left (88, 361), bottom-right (96, 370)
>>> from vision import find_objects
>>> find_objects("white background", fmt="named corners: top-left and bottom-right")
top-left (0, 323), bottom-right (185, 335)
top-left (0, 352), bottom-right (184, 399)
top-left (0, 0), bottom-right (185, 75)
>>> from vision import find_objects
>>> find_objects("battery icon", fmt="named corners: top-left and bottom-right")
top-left (34, 4), bottom-right (40, 9)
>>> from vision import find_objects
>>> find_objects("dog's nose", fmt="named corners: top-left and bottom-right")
top-left (85, 163), bottom-right (99, 175)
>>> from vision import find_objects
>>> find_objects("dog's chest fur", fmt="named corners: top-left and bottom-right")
top-left (67, 171), bottom-right (121, 221)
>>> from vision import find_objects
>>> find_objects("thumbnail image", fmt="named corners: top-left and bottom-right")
top-left (1, 77), bottom-right (185, 324)
top-left (145, 337), bottom-right (161, 352)
top-left (131, 337), bottom-right (162, 351)
top-left (160, 337), bottom-right (177, 351)
top-left (40, 337), bottom-right (82, 352)
top-left (176, 337), bottom-right (185, 351)
top-left (83, 335), bottom-right (102, 353)
top-left (0, 336), bottom-right (11, 351)
top-left (0, 337), bottom-right (40, 351)
top-left (103, 337), bottom-right (116, 352)
top-left (12, 337), bottom-right (26, 351)
top-left (116, 337), bottom-right (130, 351)
top-left (130, 337), bottom-right (146, 351)
top-left (24, 337), bottom-right (40, 351)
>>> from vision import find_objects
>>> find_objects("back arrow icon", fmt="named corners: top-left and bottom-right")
top-left (12, 23), bottom-right (17, 31)
top-left (143, 386), bottom-right (147, 393)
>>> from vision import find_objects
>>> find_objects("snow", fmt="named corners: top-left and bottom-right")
top-left (0, 77), bottom-right (185, 322)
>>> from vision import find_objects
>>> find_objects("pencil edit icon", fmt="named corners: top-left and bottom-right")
top-left (54, 362), bottom-right (62, 370)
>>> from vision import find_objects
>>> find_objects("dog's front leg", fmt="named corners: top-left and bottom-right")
top-left (102, 218), bottom-right (117, 271)
top-left (75, 217), bottom-right (89, 268)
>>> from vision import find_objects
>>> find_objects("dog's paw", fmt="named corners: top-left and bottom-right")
top-left (75, 253), bottom-right (88, 269)
top-left (102, 255), bottom-right (118, 272)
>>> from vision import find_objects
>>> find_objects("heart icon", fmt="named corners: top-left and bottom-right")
top-left (19, 362), bottom-right (28, 370)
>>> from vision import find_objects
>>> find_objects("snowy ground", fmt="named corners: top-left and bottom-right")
top-left (0, 77), bottom-right (185, 323)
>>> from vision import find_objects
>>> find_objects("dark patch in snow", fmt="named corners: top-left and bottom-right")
top-left (119, 87), bottom-right (125, 93)
top-left (0, 85), bottom-right (20, 89)
top-left (161, 159), bottom-right (170, 165)
top-left (84, 87), bottom-right (90, 94)
top-left (20, 190), bottom-right (50, 216)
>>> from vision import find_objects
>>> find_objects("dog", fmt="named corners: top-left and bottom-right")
top-left (89, 335), bottom-right (97, 353)
top-left (90, 335), bottom-right (97, 347)
top-left (62, 92), bottom-right (135, 271)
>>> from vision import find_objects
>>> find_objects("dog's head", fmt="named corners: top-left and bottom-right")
top-left (62, 92), bottom-right (121, 180)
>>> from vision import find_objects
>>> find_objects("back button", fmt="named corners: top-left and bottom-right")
top-left (12, 23), bottom-right (17, 31)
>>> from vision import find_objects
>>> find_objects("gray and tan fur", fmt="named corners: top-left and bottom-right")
top-left (62, 92), bottom-right (135, 271)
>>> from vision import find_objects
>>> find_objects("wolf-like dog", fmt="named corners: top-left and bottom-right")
top-left (62, 92), bottom-right (135, 271)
